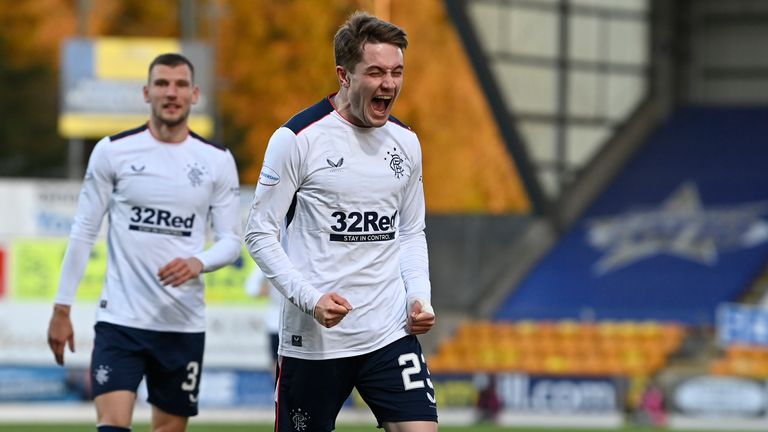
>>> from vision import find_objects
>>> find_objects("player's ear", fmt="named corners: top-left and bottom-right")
top-left (191, 85), bottom-right (200, 105)
top-left (143, 85), bottom-right (150, 103)
top-left (336, 66), bottom-right (349, 88)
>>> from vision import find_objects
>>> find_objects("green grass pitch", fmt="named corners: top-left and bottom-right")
top-left (0, 425), bottom-right (743, 432)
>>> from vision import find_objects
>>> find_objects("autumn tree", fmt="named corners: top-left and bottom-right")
top-left (212, 0), bottom-right (354, 183)
top-left (0, 0), bottom-right (529, 213)
top-left (0, 0), bottom-right (76, 176)
top-left (213, 0), bottom-right (529, 213)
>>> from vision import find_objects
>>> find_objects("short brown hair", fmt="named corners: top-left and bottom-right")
top-left (148, 53), bottom-right (195, 83)
top-left (334, 11), bottom-right (408, 72)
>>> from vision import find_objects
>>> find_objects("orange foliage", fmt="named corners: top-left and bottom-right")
top-left (215, 0), bottom-right (530, 213)
top-left (0, 0), bottom-right (77, 68)
top-left (0, 0), bottom-right (530, 213)
top-left (213, 0), bottom-right (351, 182)
top-left (85, 0), bottom-right (179, 37)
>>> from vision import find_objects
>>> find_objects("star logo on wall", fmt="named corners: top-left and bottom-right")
top-left (586, 182), bottom-right (768, 274)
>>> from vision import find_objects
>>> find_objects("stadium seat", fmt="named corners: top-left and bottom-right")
top-left (429, 320), bottom-right (686, 377)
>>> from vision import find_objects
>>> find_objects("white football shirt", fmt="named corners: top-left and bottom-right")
top-left (245, 96), bottom-right (431, 360)
top-left (55, 124), bottom-right (242, 332)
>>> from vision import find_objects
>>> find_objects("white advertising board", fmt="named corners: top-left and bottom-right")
top-left (0, 302), bottom-right (271, 369)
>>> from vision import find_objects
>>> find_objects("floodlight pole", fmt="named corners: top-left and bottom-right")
top-left (67, 138), bottom-right (85, 180)
top-left (180, 0), bottom-right (197, 40)
top-left (66, 0), bottom-right (90, 180)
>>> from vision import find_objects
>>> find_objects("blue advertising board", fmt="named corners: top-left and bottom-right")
top-left (717, 303), bottom-right (768, 346)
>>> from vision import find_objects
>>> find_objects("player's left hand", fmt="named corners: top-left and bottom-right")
top-left (407, 298), bottom-right (435, 335)
top-left (158, 257), bottom-right (204, 287)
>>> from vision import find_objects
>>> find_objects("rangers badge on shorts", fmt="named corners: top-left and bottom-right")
top-left (93, 364), bottom-right (112, 385)
top-left (290, 408), bottom-right (310, 431)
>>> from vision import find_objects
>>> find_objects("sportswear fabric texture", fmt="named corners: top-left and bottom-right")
top-left (55, 124), bottom-right (242, 332)
top-left (244, 95), bottom-right (431, 360)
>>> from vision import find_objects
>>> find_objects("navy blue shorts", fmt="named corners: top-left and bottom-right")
top-left (270, 332), bottom-right (279, 361)
top-left (91, 322), bottom-right (205, 417)
top-left (275, 335), bottom-right (438, 431)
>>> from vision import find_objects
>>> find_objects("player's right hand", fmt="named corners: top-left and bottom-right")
top-left (158, 257), bottom-right (203, 287)
top-left (47, 304), bottom-right (75, 366)
top-left (313, 293), bottom-right (353, 328)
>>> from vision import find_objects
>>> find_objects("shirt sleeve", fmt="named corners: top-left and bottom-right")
top-left (193, 149), bottom-right (242, 272)
top-left (398, 137), bottom-right (432, 305)
top-left (54, 138), bottom-right (114, 305)
top-left (244, 127), bottom-right (323, 316)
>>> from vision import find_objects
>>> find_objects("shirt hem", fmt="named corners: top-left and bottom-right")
top-left (278, 328), bottom-right (408, 360)
top-left (96, 315), bottom-right (206, 333)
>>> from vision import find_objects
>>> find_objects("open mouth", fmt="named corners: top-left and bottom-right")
top-left (162, 103), bottom-right (182, 112)
top-left (371, 95), bottom-right (393, 115)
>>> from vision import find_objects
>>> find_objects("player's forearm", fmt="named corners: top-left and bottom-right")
top-left (245, 231), bottom-right (322, 316)
top-left (54, 237), bottom-right (94, 305)
top-left (400, 230), bottom-right (431, 303)
top-left (199, 184), bottom-right (243, 272)
top-left (194, 234), bottom-right (241, 272)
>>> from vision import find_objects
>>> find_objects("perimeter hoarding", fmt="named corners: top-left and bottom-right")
top-left (0, 179), bottom-right (257, 303)
top-left (9, 238), bottom-right (256, 304)
top-left (59, 37), bottom-right (213, 138)
top-left (0, 302), bottom-right (272, 369)
top-left (717, 302), bottom-right (768, 347)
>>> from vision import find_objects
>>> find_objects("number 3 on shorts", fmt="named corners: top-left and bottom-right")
top-left (398, 353), bottom-right (436, 403)
top-left (181, 361), bottom-right (200, 392)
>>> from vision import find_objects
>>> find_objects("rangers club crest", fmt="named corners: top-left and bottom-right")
top-left (186, 163), bottom-right (208, 187)
top-left (385, 147), bottom-right (406, 179)
top-left (289, 408), bottom-right (310, 431)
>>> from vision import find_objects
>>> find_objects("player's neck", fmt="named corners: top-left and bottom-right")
top-left (332, 90), bottom-right (349, 114)
top-left (147, 119), bottom-right (189, 143)
top-left (332, 89), bottom-right (364, 127)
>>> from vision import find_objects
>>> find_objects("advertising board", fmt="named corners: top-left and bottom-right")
top-left (59, 38), bottom-right (213, 139)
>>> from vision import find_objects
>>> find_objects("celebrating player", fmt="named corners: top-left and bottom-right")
top-left (245, 11), bottom-right (438, 432)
